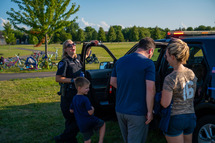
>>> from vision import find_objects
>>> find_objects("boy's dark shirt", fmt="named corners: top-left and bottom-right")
top-left (70, 95), bottom-right (100, 132)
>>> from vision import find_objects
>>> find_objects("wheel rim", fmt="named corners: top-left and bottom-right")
top-left (198, 124), bottom-right (215, 143)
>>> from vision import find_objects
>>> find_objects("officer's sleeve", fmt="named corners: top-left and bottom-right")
top-left (56, 61), bottom-right (67, 76)
top-left (145, 60), bottom-right (155, 81)
top-left (84, 97), bottom-right (92, 111)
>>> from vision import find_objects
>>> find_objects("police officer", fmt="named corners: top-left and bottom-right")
top-left (55, 39), bottom-right (91, 143)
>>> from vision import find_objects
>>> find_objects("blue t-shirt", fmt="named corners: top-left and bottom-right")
top-left (70, 95), bottom-right (100, 132)
top-left (111, 53), bottom-right (155, 116)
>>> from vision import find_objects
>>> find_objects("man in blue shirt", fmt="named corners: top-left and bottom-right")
top-left (110, 37), bottom-right (156, 143)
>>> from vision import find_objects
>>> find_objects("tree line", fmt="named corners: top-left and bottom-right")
top-left (2, 22), bottom-right (215, 45)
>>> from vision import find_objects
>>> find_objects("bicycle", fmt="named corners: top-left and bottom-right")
top-left (54, 47), bottom-right (59, 60)
top-left (0, 56), bottom-right (4, 71)
top-left (3, 54), bottom-right (25, 69)
top-left (38, 54), bottom-right (54, 69)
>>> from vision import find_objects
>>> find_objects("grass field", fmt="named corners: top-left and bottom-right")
top-left (0, 43), bottom-right (166, 143)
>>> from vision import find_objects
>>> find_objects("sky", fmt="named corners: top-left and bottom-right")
top-left (0, 0), bottom-right (215, 31)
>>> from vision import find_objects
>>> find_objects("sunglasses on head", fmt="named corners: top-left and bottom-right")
top-left (67, 43), bottom-right (76, 48)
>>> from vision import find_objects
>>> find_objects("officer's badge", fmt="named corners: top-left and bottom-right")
top-left (58, 62), bottom-right (64, 69)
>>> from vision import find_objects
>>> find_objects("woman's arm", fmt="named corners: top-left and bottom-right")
top-left (56, 75), bottom-right (73, 83)
top-left (161, 89), bottom-right (173, 108)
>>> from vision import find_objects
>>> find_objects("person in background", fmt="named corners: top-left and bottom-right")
top-left (70, 77), bottom-right (106, 143)
top-left (161, 38), bottom-right (197, 143)
top-left (110, 37), bottom-right (156, 143)
top-left (54, 39), bottom-right (91, 143)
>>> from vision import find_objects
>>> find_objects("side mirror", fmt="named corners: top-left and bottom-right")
top-left (99, 62), bottom-right (114, 69)
top-left (100, 62), bottom-right (109, 69)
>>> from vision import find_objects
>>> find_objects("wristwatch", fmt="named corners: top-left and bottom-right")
top-left (71, 78), bottom-right (74, 83)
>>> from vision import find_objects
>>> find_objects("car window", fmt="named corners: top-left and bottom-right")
top-left (151, 47), bottom-right (161, 62)
top-left (85, 47), bottom-right (114, 70)
top-left (187, 46), bottom-right (204, 65)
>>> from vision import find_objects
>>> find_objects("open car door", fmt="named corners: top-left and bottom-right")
top-left (81, 41), bottom-right (117, 119)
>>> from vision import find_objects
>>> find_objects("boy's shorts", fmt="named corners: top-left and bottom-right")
top-left (81, 119), bottom-right (104, 141)
top-left (164, 113), bottom-right (196, 137)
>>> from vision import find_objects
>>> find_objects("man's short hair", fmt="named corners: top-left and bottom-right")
top-left (74, 77), bottom-right (90, 89)
top-left (138, 37), bottom-right (155, 50)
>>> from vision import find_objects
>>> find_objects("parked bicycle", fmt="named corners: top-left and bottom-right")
top-left (38, 54), bottom-right (54, 69)
top-left (0, 56), bottom-right (4, 71)
top-left (54, 47), bottom-right (59, 60)
top-left (3, 54), bottom-right (25, 69)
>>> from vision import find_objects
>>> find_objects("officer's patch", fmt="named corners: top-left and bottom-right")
top-left (58, 62), bottom-right (64, 69)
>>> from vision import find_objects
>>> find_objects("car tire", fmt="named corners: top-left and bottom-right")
top-left (193, 115), bottom-right (215, 143)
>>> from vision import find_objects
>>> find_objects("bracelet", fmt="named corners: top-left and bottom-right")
top-left (71, 78), bottom-right (74, 83)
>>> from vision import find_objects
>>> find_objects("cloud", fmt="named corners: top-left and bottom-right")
top-left (0, 17), bottom-right (30, 30)
top-left (0, 17), bottom-right (9, 27)
top-left (78, 18), bottom-right (110, 31)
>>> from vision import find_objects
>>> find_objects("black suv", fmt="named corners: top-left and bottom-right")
top-left (79, 32), bottom-right (215, 143)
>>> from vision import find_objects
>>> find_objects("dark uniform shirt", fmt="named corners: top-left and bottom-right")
top-left (56, 55), bottom-right (82, 78)
top-left (56, 55), bottom-right (83, 109)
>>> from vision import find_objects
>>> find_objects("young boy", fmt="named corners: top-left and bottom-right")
top-left (70, 77), bottom-right (106, 143)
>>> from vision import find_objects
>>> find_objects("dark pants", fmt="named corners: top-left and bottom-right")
top-left (59, 88), bottom-right (79, 143)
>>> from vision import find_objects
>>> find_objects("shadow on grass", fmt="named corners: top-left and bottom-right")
top-left (0, 102), bottom-right (166, 143)
top-left (0, 102), bottom-right (63, 143)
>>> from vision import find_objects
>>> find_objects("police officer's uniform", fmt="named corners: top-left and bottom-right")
top-left (56, 55), bottom-right (82, 143)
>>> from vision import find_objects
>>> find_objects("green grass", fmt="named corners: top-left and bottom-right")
top-left (0, 78), bottom-right (166, 143)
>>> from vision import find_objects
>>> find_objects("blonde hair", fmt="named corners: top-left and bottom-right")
top-left (74, 77), bottom-right (90, 89)
top-left (167, 38), bottom-right (189, 64)
top-left (62, 39), bottom-right (77, 59)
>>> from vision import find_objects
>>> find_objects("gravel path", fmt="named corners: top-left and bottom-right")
top-left (0, 71), bottom-right (56, 81)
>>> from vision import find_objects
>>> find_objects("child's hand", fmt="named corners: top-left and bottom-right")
top-left (70, 109), bottom-right (74, 113)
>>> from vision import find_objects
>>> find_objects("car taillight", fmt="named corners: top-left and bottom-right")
top-left (109, 85), bottom-right (112, 94)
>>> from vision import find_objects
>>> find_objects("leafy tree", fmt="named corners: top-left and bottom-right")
top-left (108, 26), bottom-right (116, 42)
top-left (85, 26), bottom-right (96, 41)
top-left (113, 25), bottom-right (124, 42)
top-left (3, 22), bottom-right (16, 45)
top-left (129, 26), bottom-right (139, 41)
top-left (186, 27), bottom-right (193, 31)
top-left (122, 27), bottom-right (131, 41)
top-left (139, 27), bottom-right (151, 39)
top-left (194, 25), bottom-right (206, 31)
top-left (151, 26), bottom-right (162, 40)
top-left (164, 28), bottom-right (170, 34)
top-left (61, 32), bottom-right (72, 42)
top-left (13, 30), bottom-right (24, 44)
top-left (116, 30), bottom-right (124, 42)
top-left (29, 35), bottom-right (38, 44)
top-left (77, 28), bottom-right (85, 42)
top-left (205, 26), bottom-right (212, 30)
top-left (98, 27), bottom-right (106, 42)
top-left (92, 30), bottom-right (98, 40)
top-left (7, 0), bottom-right (80, 56)
top-left (65, 22), bottom-right (79, 41)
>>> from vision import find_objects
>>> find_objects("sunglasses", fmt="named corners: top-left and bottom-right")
top-left (67, 43), bottom-right (76, 48)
